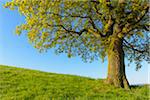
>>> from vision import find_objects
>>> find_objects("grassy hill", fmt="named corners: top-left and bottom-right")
top-left (0, 65), bottom-right (149, 100)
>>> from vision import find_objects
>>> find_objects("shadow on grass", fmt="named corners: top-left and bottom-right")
top-left (130, 84), bottom-right (149, 89)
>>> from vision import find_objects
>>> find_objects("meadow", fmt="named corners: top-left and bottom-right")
top-left (0, 65), bottom-right (149, 100)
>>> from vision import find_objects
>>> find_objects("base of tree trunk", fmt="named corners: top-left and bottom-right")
top-left (105, 75), bottom-right (130, 90)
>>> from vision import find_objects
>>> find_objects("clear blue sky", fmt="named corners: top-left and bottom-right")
top-left (0, 0), bottom-right (149, 85)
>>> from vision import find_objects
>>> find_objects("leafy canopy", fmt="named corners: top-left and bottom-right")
top-left (4, 0), bottom-right (149, 69)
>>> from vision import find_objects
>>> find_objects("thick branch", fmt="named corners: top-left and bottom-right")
top-left (49, 12), bottom-right (107, 37)
top-left (47, 23), bottom-right (107, 38)
top-left (88, 17), bottom-right (106, 37)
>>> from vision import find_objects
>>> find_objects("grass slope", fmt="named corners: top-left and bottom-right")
top-left (0, 65), bottom-right (149, 100)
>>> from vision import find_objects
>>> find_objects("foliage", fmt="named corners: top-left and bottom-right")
top-left (4, 0), bottom-right (150, 69)
top-left (0, 65), bottom-right (149, 99)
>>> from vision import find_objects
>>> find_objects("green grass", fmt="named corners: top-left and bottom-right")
top-left (0, 65), bottom-right (149, 100)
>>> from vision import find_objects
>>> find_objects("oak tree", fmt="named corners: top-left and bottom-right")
top-left (5, 0), bottom-right (149, 89)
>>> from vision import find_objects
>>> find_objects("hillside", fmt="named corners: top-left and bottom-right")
top-left (0, 65), bottom-right (149, 100)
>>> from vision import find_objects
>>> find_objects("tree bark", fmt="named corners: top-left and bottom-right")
top-left (106, 37), bottom-right (130, 89)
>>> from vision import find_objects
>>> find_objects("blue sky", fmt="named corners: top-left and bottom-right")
top-left (0, 0), bottom-right (149, 85)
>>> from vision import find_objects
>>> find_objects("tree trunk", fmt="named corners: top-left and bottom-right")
top-left (106, 37), bottom-right (130, 89)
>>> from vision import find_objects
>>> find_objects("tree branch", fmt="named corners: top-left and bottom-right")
top-left (88, 17), bottom-right (106, 37)
top-left (123, 39), bottom-right (146, 53)
top-left (47, 24), bottom-right (87, 36)
top-left (106, 0), bottom-right (114, 10)
top-left (133, 6), bottom-right (149, 25)
top-left (49, 12), bottom-right (107, 37)
top-left (121, 6), bottom-right (149, 37)
top-left (90, 0), bottom-right (100, 4)
top-left (93, 2), bottom-right (106, 21)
